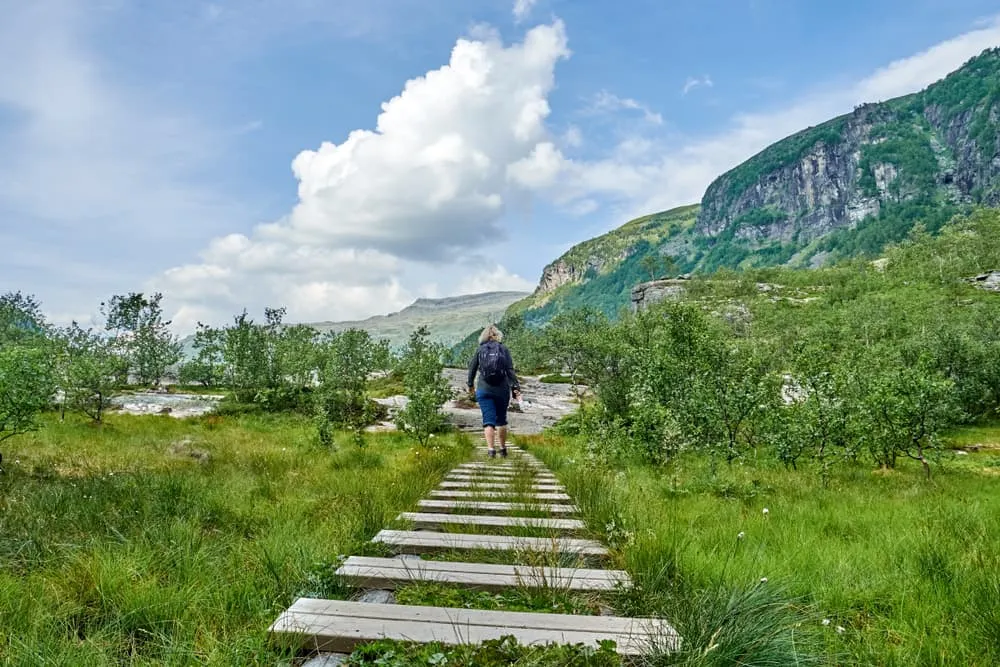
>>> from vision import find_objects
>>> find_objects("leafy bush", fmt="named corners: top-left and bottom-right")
top-left (395, 327), bottom-right (452, 446)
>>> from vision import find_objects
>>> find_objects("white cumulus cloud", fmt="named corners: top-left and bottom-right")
top-left (158, 21), bottom-right (569, 331)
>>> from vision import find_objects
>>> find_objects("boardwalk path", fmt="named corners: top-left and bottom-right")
top-left (269, 445), bottom-right (678, 661)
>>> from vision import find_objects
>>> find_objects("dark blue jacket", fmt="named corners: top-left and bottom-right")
top-left (467, 342), bottom-right (520, 394)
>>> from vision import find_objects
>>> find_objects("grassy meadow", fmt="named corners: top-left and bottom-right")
top-left (521, 430), bottom-right (1000, 666)
top-left (4, 408), bottom-right (1000, 665)
top-left (0, 411), bottom-right (470, 665)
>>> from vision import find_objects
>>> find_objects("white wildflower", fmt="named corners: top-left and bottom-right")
top-left (762, 507), bottom-right (770, 516)
top-left (836, 626), bottom-right (845, 634)
top-left (822, 619), bottom-right (831, 626)
top-left (737, 531), bottom-right (745, 540)
top-left (760, 577), bottom-right (768, 583)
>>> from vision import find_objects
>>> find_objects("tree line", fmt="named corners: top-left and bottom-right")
top-left (0, 293), bottom-right (453, 463)
top-left (524, 209), bottom-right (1000, 480)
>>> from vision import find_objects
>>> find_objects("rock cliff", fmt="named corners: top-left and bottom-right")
top-left (695, 48), bottom-right (1000, 263)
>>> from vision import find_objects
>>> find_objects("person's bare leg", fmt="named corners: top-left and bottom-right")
top-left (484, 426), bottom-right (496, 452)
top-left (498, 426), bottom-right (508, 449)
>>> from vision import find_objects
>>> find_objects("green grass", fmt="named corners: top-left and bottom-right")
top-left (0, 412), bottom-right (471, 664)
top-left (519, 431), bottom-right (1000, 666)
top-left (395, 582), bottom-right (602, 615)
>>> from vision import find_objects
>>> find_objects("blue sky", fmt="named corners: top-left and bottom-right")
top-left (2, 0), bottom-right (1000, 332)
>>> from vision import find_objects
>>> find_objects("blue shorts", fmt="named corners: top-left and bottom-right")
top-left (476, 389), bottom-right (510, 427)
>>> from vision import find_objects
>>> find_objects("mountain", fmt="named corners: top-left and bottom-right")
top-left (308, 291), bottom-right (528, 348)
top-left (693, 47), bottom-right (1000, 269)
top-left (509, 204), bottom-right (700, 325)
top-left (508, 48), bottom-right (1000, 325)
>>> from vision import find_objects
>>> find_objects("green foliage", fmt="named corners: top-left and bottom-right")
top-left (345, 636), bottom-right (621, 666)
top-left (507, 205), bottom-right (699, 328)
top-left (0, 292), bottom-right (56, 452)
top-left (816, 201), bottom-right (963, 259)
top-left (731, 206), bottom-right (788, 228)
top-left (0, 413), bottom-right (469, 663)
top-left (0, 291), bottom-right (47, 345)
top-left (857, 120), bottom-right (939, 197)
top-left (532, 433), bottom-right (1000, 665)
top-left (179, 322), bottom-right (225, 387)
top-left (315, 329), bottom-right (389, 446)
top-left (57, 323), bottom-right (127, 423)
top-left (0, 346), bottom-right (54, 446)
top-left (919, 47), bottom-right (1000, 161)
top-left (101, 292), bottom-right (181, 386)
top-left (395, 326), bottom-right (453, 446)
top-left (539, 208), bottom-right (1000, 474)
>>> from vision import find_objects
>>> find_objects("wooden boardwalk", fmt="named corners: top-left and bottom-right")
top-left (269, 444), bottom-right (679, 658)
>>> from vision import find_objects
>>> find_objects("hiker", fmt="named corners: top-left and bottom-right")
top-left (467, 324), bottom-right (521, 458)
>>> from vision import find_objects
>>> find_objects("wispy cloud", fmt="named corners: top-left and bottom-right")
top-left (513, 0), bottom-right (539, 22)
top-left (589, 90), bottom-right (664, 125)
top-left (527, 16), bottom-right (1000, 227)
top-left (682, 75), bottom-right (714, 95)
top-left (0, 0), bottom-right (248, 323)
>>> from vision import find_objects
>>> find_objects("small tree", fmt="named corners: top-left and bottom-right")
top-left (222, 310), bottom-right (272, 402)
top-left (179, 323), bottom-right (225, 387)
top-left (396, 326), bottom-right (452, 446)
top-left (0, 293), bottom-right (56, 460)
top-left (0, 345), bottom-right (54, 450)
top-left (59, 323), bottom-right (125, 423)
top-left (0, 292), bottom-right (47, 345)
top-left (102, 292), bottom-right (181, 386)
top-left (315, 329), bottom-right (384, 447)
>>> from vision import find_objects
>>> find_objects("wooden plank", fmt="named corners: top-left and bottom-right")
top-left (373, 530), bottom-right (608, 556)
top-left (417, 499), bottom-right (578, 515)
top-left (335, 556), bottom-right (629, 592)
top-left (455, 459), bottom-right (544, 470)
top-left (438, 481), bottom-right (565, 491)
top-left (398, 512), bottom-right (584, 531)
top-left (446, 471), bottom-right (557, 480)
top-left (430, 489), bottom-right (572, 501)
top-left (269, 599), bottom-right (679, 656)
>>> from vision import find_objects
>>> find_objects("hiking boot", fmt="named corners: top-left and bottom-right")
top-left (499, 446), bottom-right (508, 458)
top-left (487, 448), bottom-right (496, 459)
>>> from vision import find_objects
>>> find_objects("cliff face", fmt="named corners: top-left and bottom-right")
top-left (535, 253), bottom-right (628, 295)
top-left (696, 48), bottom-right (1000, 258)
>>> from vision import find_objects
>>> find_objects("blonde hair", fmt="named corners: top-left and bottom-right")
top-left (478, 324), bottom-right (503, 344)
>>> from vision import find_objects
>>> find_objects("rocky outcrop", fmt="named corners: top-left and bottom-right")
top-left (631, 279), bottom-right (690, 311)
top-left (967, 270), bottom-right (1000, 292)
top-left (534, 252), bottom-right (630, 296)
top-left (535, 259), bottom-right (584, 294)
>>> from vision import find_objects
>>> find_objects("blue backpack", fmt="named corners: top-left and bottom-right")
top-left (479, 341), bottom-right (508, 385)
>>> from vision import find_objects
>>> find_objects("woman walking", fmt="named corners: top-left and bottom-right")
top-left (467, 324), bottom-right (521, 458)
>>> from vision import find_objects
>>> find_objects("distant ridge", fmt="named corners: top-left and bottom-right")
top-left (294, 291), bottom-right (528, 349)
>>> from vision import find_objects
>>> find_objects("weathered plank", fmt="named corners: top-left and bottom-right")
top-left (335, 556), bottom-right (628, 592)
top-left (430, 489), bottom-right (572, 501)
top-left (446, 470), bottom-right (557, 479)
top-left (398, 511), bottom-right (584, 532)
top-left (373, 529), bottom-right (608, 556)
top-left (438, 481), bottom-right (565, 492)
top-left (417, 499), bottom-right (578, 515)
top-left (458, 461), bottom-right (542, 468)
top-left (269, 598), bottom-right (679, 655)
